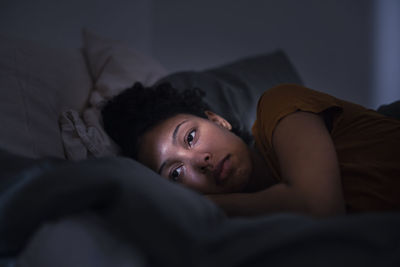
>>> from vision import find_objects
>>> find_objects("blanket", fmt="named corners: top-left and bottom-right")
top-left (1, 149), bottom-right (400, 266)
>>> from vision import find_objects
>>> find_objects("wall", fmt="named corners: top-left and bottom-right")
top-left (0, 0), bottom-right (153, 54)
top-left (372, 0), bottom-right (400, 108)
top-left (153, 0), bottom-right (374, 107)
top-left (1, 0), bottom-right (398, 108)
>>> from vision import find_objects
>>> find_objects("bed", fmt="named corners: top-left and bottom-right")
top-left (1, 31), bottom-right (400, 267)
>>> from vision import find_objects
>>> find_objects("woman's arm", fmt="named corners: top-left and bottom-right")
top-left (208, 111), bottom-right (345, 217)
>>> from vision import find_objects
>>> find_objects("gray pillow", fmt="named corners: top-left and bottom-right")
top-left (0, 34), bottom-right (92, 159)
top-left (377, 100), bottom-right (400, 120)
top-left (156, 50), bottom-right (303, 135)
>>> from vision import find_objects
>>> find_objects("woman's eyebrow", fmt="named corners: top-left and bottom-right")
top-left (172, 120), bottom-right (188, 145)
top-left (158, 119), bottom-right (189, 174)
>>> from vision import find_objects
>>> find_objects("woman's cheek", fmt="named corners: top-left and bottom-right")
top-left (186, 172), bottom-right (209, 191)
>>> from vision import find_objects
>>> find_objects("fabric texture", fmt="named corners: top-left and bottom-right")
top-left (83, 29), bottom-right (168, 105)
top-left (0, 149), bottom-right (223, 266)
top-left (59, 30), bottom-right (168, 160)
top-left (1, 149), bottom-right (400, 267)
top-left (252, 84), bottom-right (400, 213)
top-left (16, 213), bottom-right (147, 267)
top-left (0, 34), bottom-right (92, 159)
top-left (59, 108), bottom-right (120, 160)
top-left (377, 100), bottom-right (400, 120)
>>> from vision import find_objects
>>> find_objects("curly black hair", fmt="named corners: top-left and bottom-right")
top-left (101, 82), bottom-right (250, 159)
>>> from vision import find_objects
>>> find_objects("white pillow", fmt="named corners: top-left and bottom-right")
top-left (0, 34), bottom-right (92, 159)
top-left (59, 30), bottom-right (168, 160)
top-left (83, 29), bottom-right (168, 107)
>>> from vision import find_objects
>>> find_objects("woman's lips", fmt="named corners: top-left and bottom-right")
top-left (214, 154), bottom-right (231, 184)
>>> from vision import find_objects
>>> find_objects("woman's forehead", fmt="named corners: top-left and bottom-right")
top-left (156, 113), bottom-right (206, 131)
top-left (137, 114), bottom-right (198, 165)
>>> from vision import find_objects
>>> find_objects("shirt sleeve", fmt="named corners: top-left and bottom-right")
top-left (252, 84), bottom-right (343, 147)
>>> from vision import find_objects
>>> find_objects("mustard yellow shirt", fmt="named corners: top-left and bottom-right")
top-left (252, 84), bottom-right (400, 213)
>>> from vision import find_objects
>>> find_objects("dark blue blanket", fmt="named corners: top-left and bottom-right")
top-left (1, 149), bottom-right (400, 267)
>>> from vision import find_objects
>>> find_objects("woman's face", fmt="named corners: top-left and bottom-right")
top-left (137, 112), bottom-right (253, 194)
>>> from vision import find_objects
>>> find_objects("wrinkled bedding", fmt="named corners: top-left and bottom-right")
top-left (1, 149), bottom-right (400, 267)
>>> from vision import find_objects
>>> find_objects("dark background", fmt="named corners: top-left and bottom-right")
top-left (1, 0), bottom-right (399, 108)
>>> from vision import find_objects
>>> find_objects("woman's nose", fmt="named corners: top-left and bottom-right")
top-left (192, 152), bottom-right (212, 172)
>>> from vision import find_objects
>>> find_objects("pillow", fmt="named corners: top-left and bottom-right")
top-left (0, 34), bottom-right (92, 159)
top-left (82, 29), bottom-right (168, 106)
top-left (59, 30), bottom-right (168, 160)
top-left (156, 51), bottom-right (303, 135)
top-left (60, 43), bottom-right (302, 160)
top-left (377, 100), bottom-right (400, 120)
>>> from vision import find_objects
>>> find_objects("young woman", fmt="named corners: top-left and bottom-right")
top-left (101, 82), bottom-right (400, 217)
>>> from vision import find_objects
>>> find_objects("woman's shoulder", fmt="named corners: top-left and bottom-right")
top-left (261, 83), bottom-right (309, 96)
top-left (257, 84), bottom-right (341, 113)
top-left (258, 84), bottom-right (328, 106)
top-left (253, 84), bottom-right (343, 143)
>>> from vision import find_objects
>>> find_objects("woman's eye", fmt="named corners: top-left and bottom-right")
top-left (170, 166), bottom-right (183, 182)
top-left (186, 130), bottom-right (196, 146)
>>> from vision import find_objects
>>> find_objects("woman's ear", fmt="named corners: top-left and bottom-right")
top-left (204, 110), bottom-right (232, 130)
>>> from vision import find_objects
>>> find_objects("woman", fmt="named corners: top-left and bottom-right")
top-left (101, 82), bottom-right (400, 217)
